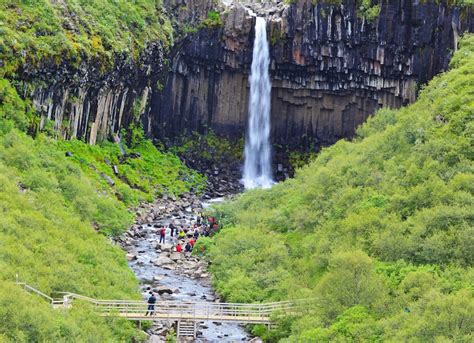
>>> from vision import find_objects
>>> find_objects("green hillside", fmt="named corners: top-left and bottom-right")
top-left (0, 80), bottom-right (203, 341)
top-left (208, 35), bottom-right (474, 342)
top-left (0, 1), bottom-right (210, 340)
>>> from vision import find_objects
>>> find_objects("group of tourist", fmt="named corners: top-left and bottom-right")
top-left (158, 216), bottom-right (219, 254)
top-left (144, 216), bottom-right (220, 315)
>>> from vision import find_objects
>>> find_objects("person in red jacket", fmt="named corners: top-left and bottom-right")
top-left (189, 238), bottom-right (195, 247)
top-left (176, 243), bottom-right (182, 252)
top-left (159, 227), bottom-right (166, 243)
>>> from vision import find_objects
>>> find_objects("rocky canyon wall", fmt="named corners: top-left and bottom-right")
top-left (152, 0), bottom-right (473, 148)
top-left (15, 43), bottom-right (165, 144)
top-left (15, 0), bottom-right (473, 149)
top-left (14, 0), bottom-right (215, 145)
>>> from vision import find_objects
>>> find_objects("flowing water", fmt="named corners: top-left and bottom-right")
top-left (127, 200), bottom-right (250, 342)
top-left (242, 17), bottom-right (273, 189)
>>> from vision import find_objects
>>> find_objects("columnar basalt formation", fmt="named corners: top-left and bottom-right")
top-left (14, 1), bottom-right (473, 148)
top-left (152, 0), bottom-right (473, 148)
top-left (18, 42), bottom-right (165, 144)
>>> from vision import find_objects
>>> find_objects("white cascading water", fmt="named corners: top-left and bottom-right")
top-left (242, 17), bottom-right (273, 189)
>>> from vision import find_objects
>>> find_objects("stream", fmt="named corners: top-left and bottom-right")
top-left (124, 197), bottom-right (251, 342)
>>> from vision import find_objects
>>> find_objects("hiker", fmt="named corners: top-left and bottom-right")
top-left (142, 286), bottom-right (152, 300)
top-left (169, 222), bottom-right (175, 237)
top-left (176, 243), bottom-right (182, 253)
top-left (145, 292), bottom-right (156, 316)
top-left (203, 228), bottom-right (210, 237)
top-left (193, 227), bottom-right (200, 240)
top-left (159, 227), bottom-right (166, 244)
top-left (189, 238), bottom-right (195, 247)
top-left (186, 227), bottom-right (193, 238)
top-left (185, 242), bottom-right (193, 252)
top-left (178, 230), bottom-right (185, 239)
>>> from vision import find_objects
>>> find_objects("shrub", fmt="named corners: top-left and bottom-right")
top-left (200, 11), bottom-right (223, 28)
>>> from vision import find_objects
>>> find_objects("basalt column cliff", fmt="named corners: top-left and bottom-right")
top-left (152, 0), bottom-right (473, 148)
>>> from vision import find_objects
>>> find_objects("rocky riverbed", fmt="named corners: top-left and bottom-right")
top-left (116, 193), bottom-right (255, 342)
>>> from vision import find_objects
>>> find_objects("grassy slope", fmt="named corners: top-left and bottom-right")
top-left (0, 0), bottom-right (173, 77)
top-left (0, 79), bottom-right (203, 341)
top-left (0, 1), bottom-right (205, 341)
top-left (209, 35), bottom-right (474, 341)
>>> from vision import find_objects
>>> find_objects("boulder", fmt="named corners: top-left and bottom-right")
top-left (156, 243), bottom-right (173, 252)
top-left (153, 256), bottom-right (173, 266)
top-left (126, 253), bottom-right (137, 261)
top-left (170, 252), bottom-right (183, 261)
top-left (153, 286), bottom-right (174, 295)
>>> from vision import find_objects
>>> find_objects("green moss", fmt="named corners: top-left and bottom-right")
top-left (57, 137), bottom-right (206, 209)
top-left (199, 11), bottom-right (223, 28)
top-left (357, 0), bottom-right (381, 22)
top-left (0, 0), bottom-right (173, 77)
top-left (170, 130), bottom-right (243, 165)
top-left (270, 26), bottom-right (284, 46)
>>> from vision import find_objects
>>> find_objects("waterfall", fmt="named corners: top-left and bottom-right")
top-left (242, 17), bottom-right (273, 189)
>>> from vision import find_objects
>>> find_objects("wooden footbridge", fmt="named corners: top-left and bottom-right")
top-left (16, 280), bottom-right (296, 339)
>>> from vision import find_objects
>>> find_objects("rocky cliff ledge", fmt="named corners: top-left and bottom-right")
top-left (15, 42), bottom-right (164, 144)
top-left (14, 0), bottom-right (473, 149)
top-left (152, 0), bottom-right (473, 148)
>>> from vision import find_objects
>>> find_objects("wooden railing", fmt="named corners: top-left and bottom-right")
top-left (16, 281), bottom-right (295, 324)
top-left (92, 299), bottom-right (293, 323)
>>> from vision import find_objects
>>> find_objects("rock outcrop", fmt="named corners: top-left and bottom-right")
top-left (152, 0), bottom-right (473, 148)
top-left (17, 42), bottom-right (165, 144)
top-left (13, 1), bottom-right (473, 150)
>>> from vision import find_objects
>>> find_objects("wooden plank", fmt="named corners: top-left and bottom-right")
top-left (108, 312), bottom-right (272, 323)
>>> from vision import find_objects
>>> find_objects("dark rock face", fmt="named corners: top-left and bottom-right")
top-left (14, 1), bottom-right (473, 150)
top-left (151, 0), bottom-right (473, 148)
top-left (17, 42), bottom-right (165, 144)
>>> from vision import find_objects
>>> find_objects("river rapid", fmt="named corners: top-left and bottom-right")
top-left (119, 195), bottom-right (252, 342)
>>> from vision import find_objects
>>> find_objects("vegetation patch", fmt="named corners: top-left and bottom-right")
top-left (0, 0), bottom-right (173, 77)
top-left (357, 0), bottom-right (381, 22)
top-left (206, 35), bottom-right (474, 341)
top-left (58, 138), bottom-right (205, 209)
top-left (0, 78), bottom-right (205, 341)
top-left (169, 130), bottom-right (244, 167)
top-left (199, 11), bottom-right (223, 29)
